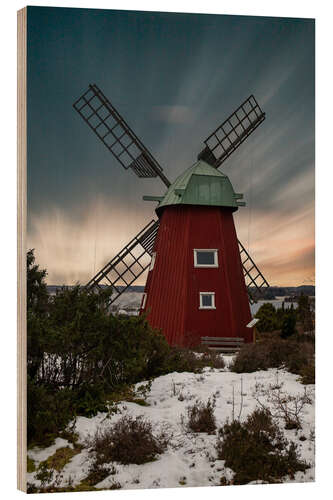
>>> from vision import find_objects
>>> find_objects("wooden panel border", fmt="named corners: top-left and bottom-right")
top-left (17, 6), bottom-right (27, 492)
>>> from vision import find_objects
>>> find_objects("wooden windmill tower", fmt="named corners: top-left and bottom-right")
top-left (73, 85), bottom-right (269, 347)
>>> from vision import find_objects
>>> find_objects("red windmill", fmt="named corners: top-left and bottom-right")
top-left (74, 85), bottom-right (269, 349)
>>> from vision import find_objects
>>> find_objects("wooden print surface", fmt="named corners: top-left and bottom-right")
top-left (18, 6), bottom-right (315, 493)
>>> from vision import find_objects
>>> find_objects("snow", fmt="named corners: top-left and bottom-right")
top-left (28, 437), bottom-right (73, 463)
top-left (27, 364), bottom-right (315, 490)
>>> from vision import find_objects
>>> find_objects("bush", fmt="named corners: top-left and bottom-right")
top-left (83, 462), bottom-right (115, 487)
top-left (26, 256), bottom-right (175, 445)
top-left (197, 348), bottom-right (226, 370)
top-left (216, 409), bottom-right (308, 484)
top-left (27, 378), bottom-right (75, 446)
top-left (230, 343), bottom-right (269, 373)
top-left (298, 361), bottom-right (315, 384)
top-left (182, 397), bottom-right (216, 433)
top-left (87, 415), bottom-right (168, 465)
top-left (286, 342), bottom-right (314, 377)
top-left (162, 347), bottom-right (225, 374)
top-left (253, 381), bottom-right (313, 430)
top-left (230, 337), bottom-right (315, 384)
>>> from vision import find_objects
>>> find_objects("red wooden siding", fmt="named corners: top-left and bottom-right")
top-left (141, 205), bottom-right (253, 346)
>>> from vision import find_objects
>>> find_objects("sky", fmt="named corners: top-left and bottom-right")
top-left (26, 6), bottom-right (315, 286)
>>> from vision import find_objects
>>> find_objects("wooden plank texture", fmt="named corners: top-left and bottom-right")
top-left (17, 6), bottom-right (27, 493)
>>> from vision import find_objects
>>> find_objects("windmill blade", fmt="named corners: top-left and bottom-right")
top-left (198, 95), bottom-right (265, 168)
top-left (238, 239), bottom-right (269, 303)
top-left (86, 219), bottom-right (159, 305)
top-left (73, 84), bottom-right (171, 188)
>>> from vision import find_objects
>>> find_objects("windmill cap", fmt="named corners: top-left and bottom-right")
top-left (143, 160), bottom-right (245, 214)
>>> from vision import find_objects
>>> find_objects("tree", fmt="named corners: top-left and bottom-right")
top-left (27, 249), bottom-right (50, 379)
top-left (297, 293), bottom-right (313, 332)
top-left (27, 249), bottom-right (49, 314)
top-left (280, 314), bottom-right (296, 339)
top-left (255, 303), bottom-right (278, 332)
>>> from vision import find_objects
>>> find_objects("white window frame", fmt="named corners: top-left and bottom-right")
top-left (149, 252), bottom-right (156, 271)
top-left (141, 292), bottom-right (147, 309)
top-left (194, 249), bottom-right (218, 268)
top-left (199, 292), bottom-right (216, 309)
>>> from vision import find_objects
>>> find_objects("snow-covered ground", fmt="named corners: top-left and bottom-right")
top-left (27, 359), bottom-right (315, 490)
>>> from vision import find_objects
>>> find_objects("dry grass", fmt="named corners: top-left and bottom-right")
top-left (40, 445), bottom-right (82, 472)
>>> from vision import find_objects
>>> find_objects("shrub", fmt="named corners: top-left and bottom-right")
top-left (286, 342), bottom-right (314, 377)
top-left (27, 378), bottom-right (75, 446)
top-left (87, 415), bottom-right (168, 465)
top-left (27, 255), bottom-right (175, 445)
top-left (298, 361), bottom-right (315, 384)
top-left (182, 397), bottom-right (216, 433)
top-left (230, 343), bottom-right (269, 373)
top-left (83, 463), bottom-right (115, 486)
top-left (216, 409), bottom-right (309, 484)
top-left (265, 337), bottom-right (293, 368)
top-left (231, 337), bottom-right (315, 384)
top-left (164, 347), bottom-right (225, 374)
top-left (200, 349), bottom-right (226, 370)
top-left (74, 384), bottom-right (108, 417)
top-left (253, 381), bottom-right (313, 430)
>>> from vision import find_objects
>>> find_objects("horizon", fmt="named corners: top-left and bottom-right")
top-left (45, 282), bottom-right (315, 289)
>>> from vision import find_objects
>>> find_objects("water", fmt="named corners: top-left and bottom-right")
top-left (250, 299), bottom-right (297, 315)
top-left (115, 292), bottom-right (297, 317)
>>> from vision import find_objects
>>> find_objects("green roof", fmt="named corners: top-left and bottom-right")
top-left (143, 160), bottom-right (245, 213)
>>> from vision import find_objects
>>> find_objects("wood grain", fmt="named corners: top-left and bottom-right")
top-left (17, 6), bottom-right (27, 493)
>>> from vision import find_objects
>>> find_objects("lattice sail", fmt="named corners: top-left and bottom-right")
top-left (86, 220), bottom-right (159, 305)
top-left (198, 95), bottom-right (265, 168)
top-left (73, 84), bottom-right (171, 187)
top-left (238, 239), bottom-right (269, 303)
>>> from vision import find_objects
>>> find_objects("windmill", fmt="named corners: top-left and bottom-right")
top-left (73, 84), bottom-right (269, 347)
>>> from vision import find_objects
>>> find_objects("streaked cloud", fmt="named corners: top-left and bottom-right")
top-left (27, 198), bottom-right (151, 285)
top-left (27, 9), bottom-right (315, 287)
top-left (151, 105), bottom-right (194, 124)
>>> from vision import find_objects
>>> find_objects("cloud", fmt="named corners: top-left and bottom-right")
top-left (28, 192), bottom-right (314, 288)
top-left (235, 201), bottom-right (315, 287)
top-left (151, 105), bottom-right (194, 124)
top-left (27, 198), bottom-right (152, 285)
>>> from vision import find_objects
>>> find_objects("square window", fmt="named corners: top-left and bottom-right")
top-left (199, 292), bottom-right (216, 309)
top-left (202, 294), bottom-right (212, 307)
top-left (194, 249), bottom-right (218, 267)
